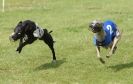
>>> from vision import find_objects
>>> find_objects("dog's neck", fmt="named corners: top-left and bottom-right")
top-left (94, 29), bottom-right (106, 42)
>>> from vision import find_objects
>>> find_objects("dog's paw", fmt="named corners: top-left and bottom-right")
top-left (106, 51), bottom-right (113, 58)
top-left (16, 48), bottom-right (21, 53)
top-left (99, 58), bottom-right (105, 64)
top-left (106, 55), bottom-right (110, 58)
top-left (16, 48), bottom-right (19, 51)
top-left (52, 60), bottom-right (56, 64)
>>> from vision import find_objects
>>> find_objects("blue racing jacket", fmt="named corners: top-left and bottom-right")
top-left (93, 20), bottom-right (117, 47)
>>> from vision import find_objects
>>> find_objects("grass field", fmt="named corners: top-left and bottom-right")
top-left (0, 0), bottom-right (133, 84)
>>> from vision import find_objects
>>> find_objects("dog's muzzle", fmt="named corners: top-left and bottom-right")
top-left (9, 33), bottom-right (15, 42)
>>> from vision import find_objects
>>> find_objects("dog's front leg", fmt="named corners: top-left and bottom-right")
top-left (96, 46), bottom-right (105, 64)
top-left (16, 40), bottom-right (28, 53)
top-left (19, 38), bottom-right (23, 46)
top-left (16, 38), bottom-right (23, 53)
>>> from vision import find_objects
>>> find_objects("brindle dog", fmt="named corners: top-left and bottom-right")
top-left (89, 20), bottom-right (121, 64)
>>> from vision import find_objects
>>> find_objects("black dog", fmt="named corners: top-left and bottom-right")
top-left (9, 20), bottom-right (56, 62)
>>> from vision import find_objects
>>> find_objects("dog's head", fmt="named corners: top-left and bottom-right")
top-left (89, 20), bottom-right (103, 33)
top-left (9, 20), bottom-right (36, 41)
top-left (9, 21), bottom-right (25, 41)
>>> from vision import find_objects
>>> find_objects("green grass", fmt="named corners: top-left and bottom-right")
top-left (0, 0), bottom-right (133, 84)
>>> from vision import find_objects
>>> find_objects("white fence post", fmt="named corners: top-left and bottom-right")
top-left (2, 0), bottom-right (5, 12)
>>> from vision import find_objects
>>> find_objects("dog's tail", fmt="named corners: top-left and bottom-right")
top-left (49, 30), bottom-right (53, 33)
top-left (48, 30), bottom-right (56, 43)
top-left (48, 30), bottom-right (55, 43)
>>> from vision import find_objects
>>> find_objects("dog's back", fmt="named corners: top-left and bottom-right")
top-left (103, 20), bottom-right (117, 41)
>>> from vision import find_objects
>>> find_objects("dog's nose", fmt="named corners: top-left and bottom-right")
top-left (9, 35), bottom-right (14, 41)
top-left (9, 33), bottom-right (15, 41)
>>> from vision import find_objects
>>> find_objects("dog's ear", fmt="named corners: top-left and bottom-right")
top-left (89, 22), bottom-right (94, 31)
top-left (19, 21), bottom-right (22, 23)
top-left (16, 21), bottom-right (23, 26)
top-left (96, 22), bottom-right (103, 28)
top-left (89, 22), bottom-right (93, 28)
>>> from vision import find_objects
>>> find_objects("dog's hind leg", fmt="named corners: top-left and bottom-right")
top-left (41, 29), bottom-right (56, 62)
top-left (48, 44), bottom-right (56, 63)
top-left (43, 39), bottom-right (56, 62)
top-left (106, 30), bottom-right (122, 58)
top-left (106, 37), bottom-right (120, 58)
top-left (96, 46), bottom-right (105, 64)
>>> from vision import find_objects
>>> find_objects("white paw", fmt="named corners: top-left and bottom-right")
top-left (52, 60), bottom-right (56, 63)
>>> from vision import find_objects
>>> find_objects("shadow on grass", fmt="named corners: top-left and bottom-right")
top-left (35, 58), bottom-right (66, 71)
top-left (108, 61), bottom-right (133, 72)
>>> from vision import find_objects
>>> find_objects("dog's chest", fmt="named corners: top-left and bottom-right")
top-left (94, 30), bottom-right (112, 47)
top-left (95, 31), bottom-right (106, 42)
